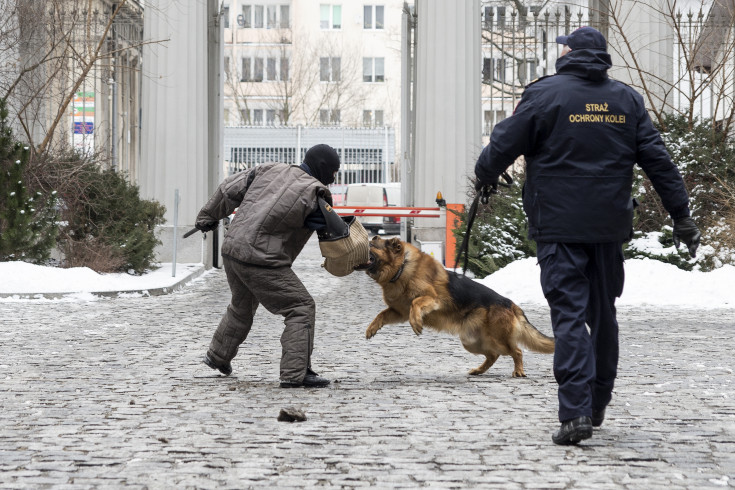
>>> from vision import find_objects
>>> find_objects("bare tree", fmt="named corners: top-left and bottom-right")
top-left (603, 0), bottom-right (735, 133)
top-left (223, 55), bottom-right (251, 125)
top-left (300, 34), bottom-right (367, 126)
top-left (223, 26), bottom-right (367, 127)
top-left (0, 0), bottom-right (162, 156)
top-left (223, 28), bottom-right (322, 126)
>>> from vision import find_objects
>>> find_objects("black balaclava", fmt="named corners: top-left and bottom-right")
top-left (303, 144), bottom-right (341, 186)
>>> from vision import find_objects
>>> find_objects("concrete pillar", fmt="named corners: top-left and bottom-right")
top-left (411, 0), bottom-right (481, 254)
top-left (140, 0), bottom-right (223, 266)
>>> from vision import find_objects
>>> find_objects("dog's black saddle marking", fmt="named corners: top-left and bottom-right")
top-left (446, 271), bottom-right (513, 311)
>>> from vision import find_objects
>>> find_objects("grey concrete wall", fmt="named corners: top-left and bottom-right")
top-left (139, 0), bottom-right (223, 267)
top-left (411, 0), bottom-right (481, 244)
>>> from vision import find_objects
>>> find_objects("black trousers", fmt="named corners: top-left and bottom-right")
top-left (536, 241), bottom-right (625, 422)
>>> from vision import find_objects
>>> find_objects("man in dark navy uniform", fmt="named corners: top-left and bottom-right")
top-left (475, 26), bottom-right (701, 445)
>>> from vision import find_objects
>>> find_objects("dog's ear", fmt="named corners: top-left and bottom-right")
top-left (387, 237), bottom-right (403, 254)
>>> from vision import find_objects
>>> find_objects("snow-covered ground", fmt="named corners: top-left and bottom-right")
top-left (1, 256), bottom-right (733, 308)
top-left (479, 257), bottom-right (735, 309)
top-left (0, 261), bottom-right (205, 301)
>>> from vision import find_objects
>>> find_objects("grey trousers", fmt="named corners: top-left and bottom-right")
top-left (207, 256), bottom-right (316, 383)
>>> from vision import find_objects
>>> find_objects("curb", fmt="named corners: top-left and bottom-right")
top-left (0, 265), bottom-right (208, 300)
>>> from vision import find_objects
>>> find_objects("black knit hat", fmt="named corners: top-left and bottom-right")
top-left (304, 144), bottom-right (341, 185)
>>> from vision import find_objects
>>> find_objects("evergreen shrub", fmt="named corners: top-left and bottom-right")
top-left (454, 115), bottom-right (735, 278)
top-left (451, 169), bottom-right (535, 277)
top-left (55, 155), bottom-right (166, 274)
top-left (35, 151), bottom-right (166, 274)
top-left (0, 98), bottom-right (58, 263)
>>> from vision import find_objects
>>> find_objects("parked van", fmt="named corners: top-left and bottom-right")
top-left (328, 184), bottom-right (348, 206)
top-left (344, 183), bottom-right (401, 235)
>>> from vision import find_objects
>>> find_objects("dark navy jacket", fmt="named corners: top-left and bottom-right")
top-left (475, 49), bottom-right (690, 243)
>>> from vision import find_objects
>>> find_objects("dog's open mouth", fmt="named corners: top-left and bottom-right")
top-left (353, 252), bottom-right (376, 271)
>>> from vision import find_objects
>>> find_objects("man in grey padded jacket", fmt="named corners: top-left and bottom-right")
top-left (195, 144), bottom-right (340, 388)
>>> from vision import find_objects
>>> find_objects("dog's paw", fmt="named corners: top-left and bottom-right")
top-left (468, 368), bottom-right (482, 375)
top-left (410, 323), bottom-right (423, 336)
top-left (365, 325), bottom-right (379, 339)
top-left (512, 370), bottom-right (527, 378)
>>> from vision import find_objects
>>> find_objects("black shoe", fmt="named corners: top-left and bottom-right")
top-left (592, 407), bottom-right (606, 427)
top-left (280, 370), bottom-right (331, 388)
top-left (203, 354), bottom-right (232, 376)
top-left (552, 416), bottom-right (593, 445)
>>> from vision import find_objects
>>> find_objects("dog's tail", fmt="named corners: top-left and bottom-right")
top-left (512, 304), bottom-right (555, 354)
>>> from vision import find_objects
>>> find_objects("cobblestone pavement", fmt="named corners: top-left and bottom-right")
top-left (1, 237), bottom-right (734, 489)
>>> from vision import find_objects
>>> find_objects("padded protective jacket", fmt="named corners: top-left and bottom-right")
top-left (475, 49), bottom-right (690, 243)
top-left (196, 163), bottom-right (328, 267)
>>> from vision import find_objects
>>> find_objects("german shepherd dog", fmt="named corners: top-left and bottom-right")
top-left (358, 236), bottom-right (554, 377)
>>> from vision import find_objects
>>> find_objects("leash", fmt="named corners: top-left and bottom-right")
top-left (453, 172), bottom-right (513, 275)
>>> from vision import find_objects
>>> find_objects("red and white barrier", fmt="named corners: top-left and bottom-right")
top-left (332, 206), bottom-right (442, 218)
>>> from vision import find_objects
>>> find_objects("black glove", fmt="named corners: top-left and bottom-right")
top-left (672, 216), bottom-right (701, 258)
top-left (195, 221), bottom-right (219, 233)
top-left (475, 176), bottom-right (498, 194)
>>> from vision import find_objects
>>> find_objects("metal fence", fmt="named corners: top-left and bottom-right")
top-left (479, 6), bottom-right (735, 135)
top-left (224, 125), bottom-right (399, 185)
top-left (481, 8), bottom-right (595, 135)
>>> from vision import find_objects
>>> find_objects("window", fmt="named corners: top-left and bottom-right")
top-left (364, 5), bottom-right (384, 29)
top-left (363, 57), bottom-right (385, 82)
top-left (267, 57), bottom-right (277, 81)
top-left (280, 57), bottom-right (289, 81)
top-left (223, 6), bottom-right (230, 28)
top-left (280, 5), bottom-right (290, 28)
top-left (483, 6), bottom-right (505, 29)
top-left (240, 108), bottom-right (282, 126)
top-left (518, 60), bottom-right (538, 85)
top-left (241, 5), bottom-right (251, 27)
top-left (240, 4), bottom-right (289, 29)
top-left (320, 4), bottom-right (342, 29)
top-left (320, 57), bottom-right (341, 82)
top-left (482, 58), bottom-right (491, 82)
top-left (241, 58), bottom-right (251, 81)
top-left (267, 5), bottom-right (277, 28)
top-left (482, 58), bottom-right (511, 83)
top-left (483, 58), bottom-right (505, 83)
top-left (483, 110), bottom-right (506, 133)
top-left (253, 57), bottom-right (264, 81)
top-left (483, 6), bottom-right (491, 29)
top-left (242, 55), bottom-right (288, 82)
top-left (363, 109), bottom-right (384, 127)
top-left (266, 109), bottom-right (277, 125)
top-left (253, 5), bottom-right (264, 27)
top-left (320, 109), bottom-right (340, 125)
top-left (224, 56), bottom-right (231, 77)
top-left (374, 110), bottom-right (384, 126)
